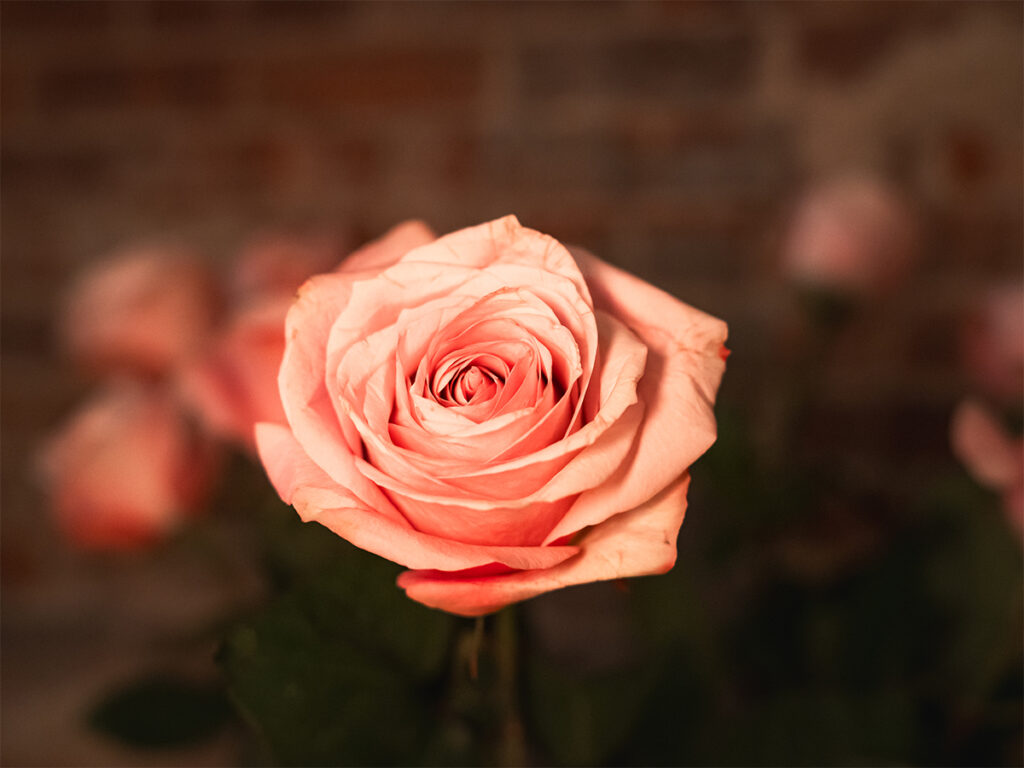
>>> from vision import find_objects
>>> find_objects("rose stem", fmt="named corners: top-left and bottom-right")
top-left (495, 606), bottom-right (527, 766)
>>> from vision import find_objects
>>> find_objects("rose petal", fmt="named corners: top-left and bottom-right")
top-left (256, 422), bottom-right (580, 571)
top-left (397, 474), bottom-right (691, 616)
top-left (337, 220), bottom-right (437, 274)
top-left (179, 295), bottom-right (291, 449)
top-left (951, 399), bottom-right (1023, 490)
top-left (542, 248), bottom-right (727, 543)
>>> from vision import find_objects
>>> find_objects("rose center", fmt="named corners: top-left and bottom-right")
top-left (445, 363), bottom-right (500, 406)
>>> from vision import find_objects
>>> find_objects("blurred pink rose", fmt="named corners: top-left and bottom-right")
top-left (257, 216), bottom-right (728, 616)
top-left (961, 285), bottom-right (1024, 404)
top-left (180, 295), bottom-right (293, 449)
top-left (62, 247), bottom-right (221, 377)
top-left (782, 176), bottom-right (919, 296)
top-left (950, 399), bottom-right (1024, 538)
top-left (40, 383), bottom-right (219, 551)
top-left (181, 234), bottom-right (347, 449)
top-left (232, 233), bottom-right (343, 299)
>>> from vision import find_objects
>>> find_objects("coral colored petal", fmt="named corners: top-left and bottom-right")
top-left (279, 272), bottom-right (366, 482)
top-left (397, 474), bottom-right (691, 616)
top-left (548, 248), bottom-right (726, 536)
top-left (951, 400), bottom-right (1023, 490)
top-left (256, 423), bottom-right (580, 572)
top-left (179, 295), bottom-right (290, 449)
top-left (337, 220), bottom-right (437, 274)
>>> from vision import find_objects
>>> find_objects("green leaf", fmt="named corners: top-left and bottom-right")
top-left (259, 504), bottom-right (455, 681)
top-left (219, 501), bottom-right (459, 765)
top-left (88, 675), bottom-right (231, 749)
top-left (219, 596), bottom-right (431, 766)
top-left (922, 473), bottom-right (1023, 701)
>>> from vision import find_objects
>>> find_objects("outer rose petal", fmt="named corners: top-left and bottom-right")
top-left (256, 422), bottom-right (580, 572)
top-left (961, 285), bottom-right (1024, 405)
top-left (280, 221), bottom-right (440, 487)
top-left (951, 400), bottom-right (1022, 490)
top-left (40, 383), bottom-right (218, 551)
top-left (543, 248), bottom-right (727, 543)
top-left (397, 474), bottom-right (691, 616)
top-left (179, 295), bottom-right (292, 449)
top-left (337, 220), bottom-right (437, 274)
top-left (233, 233), bottom-right (344, 298)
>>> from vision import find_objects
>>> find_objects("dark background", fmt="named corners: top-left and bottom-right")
top-left (2, 2), bottom-right (1022, 765)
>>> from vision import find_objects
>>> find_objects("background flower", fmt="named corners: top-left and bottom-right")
top-left (39, 383), bottom-right (218, 551)
top-left (60, 247), bottom-right (221, 378)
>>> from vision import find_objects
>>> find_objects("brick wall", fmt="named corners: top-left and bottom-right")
top-left (2, 0), bottom-right (1022, 572)
top-left (1, 2), bottom-right (1022, 763)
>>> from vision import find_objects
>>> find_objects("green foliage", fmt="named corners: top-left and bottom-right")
top-left (88, 675), bottom-right (231, 749)
top-left (214, 406), bottom-right (1023, 766)
top-left (526, 657), bottom-right (655, 766)
top-left (218, 500), bottom-right (457, 766)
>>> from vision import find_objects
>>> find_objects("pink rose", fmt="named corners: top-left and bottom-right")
top-left (231, 232), bottom-right (344, 299)
top-left (951, 399), bottom-right (1024, 539)
top-left (257, 216), bottom-right (728, 616)
top-left (961, 285), bottom-right (1024, 405)
top-left (781, 176), bottom-right (919, 296)
top-left (61, 246), bottom-right (221, 377)
top-left (181, 234), bottom-right (347, 449)
top-left (180, 295), bottom-right (293, 449)
top-left (40, 383), bottom-right (219, 551)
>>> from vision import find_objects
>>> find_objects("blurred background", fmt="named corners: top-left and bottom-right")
top-left (2, 1), bottom-right (1022, 766)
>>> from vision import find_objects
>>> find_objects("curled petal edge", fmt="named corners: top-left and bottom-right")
top-left (256, 422), bottom-right (580, 573)
top-left (397, 473), bottom-right (691, 616)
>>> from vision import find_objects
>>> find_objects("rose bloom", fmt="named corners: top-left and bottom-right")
top-left (258, 216), bottom-right (728, 616)
top-left (61, 246), bottom-right (221, 377)
top-left (781, 176), bottom-right (918, 296)
top-left (40, 383), bottom-right (219, 551)
top-left (231, 232), bottom-right (344, 300)
top-left (961, 285), bottom-right (1024, 405)
top-left (181, 235), bottom-right (343, 449)
top-left (951, 399), bottom-right (1024, 539)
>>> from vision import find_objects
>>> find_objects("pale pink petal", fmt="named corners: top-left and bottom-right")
top-left (547, 248), bottom-right (726, 541)
top-left (256, 423), bottom-right (580, 571)
top-left (337, 220), bottom-right (437, 274)
top-left (279, 272), bottom-right (365, 483)
top-left (179, 295), bottom-right (291, 449)
top-left (397, 474), bottom-right (691, 616)
top-left (234, 233), bottom-right (344, 298)
top-left (951, 400), bottom-right (1022, 490)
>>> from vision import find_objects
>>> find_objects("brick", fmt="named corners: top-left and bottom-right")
top-left (607, 34), bottom-right (755, 95)
top-left (133, 62), bottom-right (227, 108)
top-left (944, 128), bottom-right (993, 187)
top-left (523, 32), bottom-right (755, 100)
top-left (0, 147), bottom-right (111, 190)
top-left (1, 0), bottom-right (112, 30)
top-left (481, 130), bottom-right (619, 190)
top-left (41, 61), bottom-right (226, 111)
top-left (794, 2), bottom-right (966, 83)
top-left (261, 49), bottom-right (481, 110)
top-left (327, 136), bottom-right (380, 185)
top-left (237, 0), bottom-right (350, 24)
top-left (149, 0), bottom-right (226, 27)
top-left (40, 64), bottom-right (129, 110)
